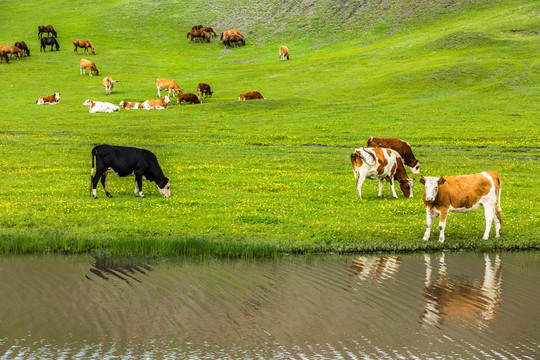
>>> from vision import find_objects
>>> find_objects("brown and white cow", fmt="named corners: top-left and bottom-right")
top-left (102, 77), bottom-right (119, 95)
top-left (350, 147), bottom-right (414, 199)
top-left (36, 93), bottom-right (60, 105)
top-left (156, 79), bottom-right (182, 98)
top-left (421, 253), bottom-right (502, 328)
top-left (119, 100), bottom-right (144, 109)
top-left (83, 99), bottom-right (120, 113)
top-left (80, 58), bottom-right (99, 76)
top-left (197, 83), bottom-right (212, 99)
top-left (239, 91), bottom-right (264, 101)
top-left (142, 96), bottom-right (170, 110)
top-left (367, 137), bottom-right (420, 174)
top-left (419, 172), bottom-right (502, 242)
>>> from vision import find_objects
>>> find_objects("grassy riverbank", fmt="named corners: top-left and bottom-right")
top-left (0, 0), bottom-right (538, 256)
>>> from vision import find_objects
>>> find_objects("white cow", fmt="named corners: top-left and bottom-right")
top-left (83, 99), bottom-right (120, 113)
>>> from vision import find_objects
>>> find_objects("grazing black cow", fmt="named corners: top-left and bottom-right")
top-left (91, 145), bottom-right (171, 199)
top-left (40, 37), bottom-right (60, 52)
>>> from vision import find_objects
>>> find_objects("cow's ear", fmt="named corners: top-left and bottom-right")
top-left (438, 177), bottom-right (446, 185)
top-left (419, 176), bottom-right (425, 185)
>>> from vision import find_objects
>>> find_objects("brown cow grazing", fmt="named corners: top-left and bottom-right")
top-left (350, 147), bottom-right (414, 199)
top-left (80, 58), bottom-right (99, 76)
top-left (142, 96), bottom-right (170, 110)
top-left (119, 100), bottom-right (144, 109)
top-left (73, 40), bottom-right (95, 55)
top-left (201, 26), bottom-right (217, 38)
top-left (223, 34), bottom-right (245, 48)
top-left (220, 29), bottom-right (242, 41)
top-left (197, 83), bottom-right (213, 99)
top-left (279, 46), bottom-right (289, 60)
top-left (14, 41), bottom-right (30, 56)
top-left (102, 77), bottom-right (119, 95)
top-left (38, 25), bottom-right (57, 39)
top-left (36, 93), bottom-right (61, 105)
top-left (420, 172), bottom-right (502, 242)
top-left (239, 91), bottom-right (264, 101)
top-left (192, 25), bottom-right (203, 30)
top-left (156, 79), bottom-right (183, 97)
top-left (177, 93), bottom-right (201, 105)
top-left (187, 30), bottom-right (210, 43)
top-left (0, 45), bottom-right (23, 61)
top-left (367, 137), bottom-right (420, 174)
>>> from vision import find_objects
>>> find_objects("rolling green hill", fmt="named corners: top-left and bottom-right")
top-left (0, 0), bottom-right (538, 256)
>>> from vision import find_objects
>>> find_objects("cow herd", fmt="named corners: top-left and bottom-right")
top-left (6, 24), bottom-right (502, 244)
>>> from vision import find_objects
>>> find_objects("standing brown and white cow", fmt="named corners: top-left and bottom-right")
top-left (367, 137), bottom-right (420, 174)
top-left (419, 172), bottom-right (502, 242)
top-left (350, 147), bottom-right (414, 199)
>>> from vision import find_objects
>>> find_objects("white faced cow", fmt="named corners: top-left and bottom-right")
top-left (350, 147), bottom-right (414, 199)
top-left (420, 171), bottom-right (502, 242)
top-left (91, 145), bottom-right (170, 199)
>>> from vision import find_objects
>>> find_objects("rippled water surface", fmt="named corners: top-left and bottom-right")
top-left (0, 251), bottom-right (538, 359)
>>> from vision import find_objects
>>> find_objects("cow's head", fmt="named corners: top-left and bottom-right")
top-left (399, 178), bottom-right (414, 198)
top-left (420, 176), bottom-right (445, 203)
top-left (410, 160), bottom-right (420, 174)
top-left (163, 96), bottom-right (170, 104)
top-left (83, 99), bottom-right (94, 108)
top-left (54, 93), bottom-right (61, 101)
top-left (157, 178), bottom-right (170, 198)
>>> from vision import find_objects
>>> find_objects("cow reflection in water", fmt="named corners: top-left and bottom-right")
top-left (422, 253), bottom-right (502, 328)
top-left (350, 256), bottom-right (402, 284)
top-left (88, 255), bottom-right (153, 284)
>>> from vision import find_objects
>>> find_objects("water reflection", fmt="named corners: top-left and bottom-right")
top-left (350, 255), bottom-right (401, 284)
top-left (422, 253), bottom-right (503, 329)
top-left (88, 255), bottom-right (154, 283)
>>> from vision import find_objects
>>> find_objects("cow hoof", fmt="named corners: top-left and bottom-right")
top-left (438, 238), bottom-right (445, 243)
top-left (422, 237), bottom-right (429, 241)
top-left (106, 193), bottom-right (113, 198)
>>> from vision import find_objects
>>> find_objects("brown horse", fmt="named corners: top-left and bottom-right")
top-left (73, 40), bottom-right (95, 55)
top-left (220, 29), bottom-right (242, 42)
top-left (279, 46), bottom-right (289, 60)
top-left (38, 25), bottom-right (57, 39)
top-left (201, 26), bottom-right (217, 38)
top-left (0, 50), bottom-right (9, 64)
top-left (187, 30), bottom-right (210, 43)
top-left (223, 34), bottom-right (245, 48)
top-left (0, 45), bottom-right (23, 61)
top-left (14, 41), bottom-right (30, 56)
top-left (192, 25), bottom-right (203, 30)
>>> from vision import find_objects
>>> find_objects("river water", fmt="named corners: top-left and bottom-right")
top-left (0, 251), bottom-right (538, 359)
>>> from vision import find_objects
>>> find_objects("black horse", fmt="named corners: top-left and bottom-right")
top-left (14, 41), bottom-right (30, 56)
top-left (40, 37), bottom-right (60, 52)
top-left (38, 25), bottom-right (57, 39)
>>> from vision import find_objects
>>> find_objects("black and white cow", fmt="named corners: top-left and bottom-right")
top-left (91, 145), bottom-right (170, 199)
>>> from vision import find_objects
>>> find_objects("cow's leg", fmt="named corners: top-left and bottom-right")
top-left (388, 177), bottom-right (398, 199)
top-left (135, 175), bottom-right (145, 198)
top-left (438, 208), bottom-right (449, 243)
top-left (355, 175), bottom-right (365, 200)
top-left (378, 179), bottom-right (384, 197)
top-left (101, 173), bottom-right (113, 198)
top-left (423, 208), bottom-right (435, 241)
top-left (157, 86), bottom-right (161, 97)
top-left (482, 204), bottom-right (495, 240)
top-left (91, 170), bottom-right (103, 199)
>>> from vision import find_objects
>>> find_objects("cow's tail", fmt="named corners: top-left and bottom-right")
top-left (90, 147), bottom-right (97, 193)
top-left (496, 174), bottom-right (502, 223)
top-left (356, 147), bottom-right (376, 166)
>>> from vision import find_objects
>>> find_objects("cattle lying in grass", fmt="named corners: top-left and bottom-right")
top-left (187, 30), bottom-right (211, 43)
top-left (83, 99), bottom-right (120, 113)
top-left (91, 144), bottom-right (170, 199)
top-left (38, 25), bottom-right (57, 39)
top-left (197, 83), bottom-right (213, 99)
top-left (420, 172), bottom-right (502, 242)
top-left (223, 34), bottom-right (245, 48)
top-left (177, 93), bottom-right (201, 105)
top-left (73, 40), bottom-right (95, 55)
top-left (0, 50), bottom-right (8, 64)
top-left (102, 77), bottom-right (119, 95)
top-left (142, 96), bottom-right (170, 110)
top-left (40, 37), bottom-right (59, 52)
top-left (367, 137), bottom-right (420, 174)
top-left (220, 29), bottom-right (242, 41)
top-left (0, 45), bottom-right (23, 61)
top-left (279, 45), bottom-right (289, 60)
top-left (350, 147), bottom-right (414, 199)
top-left (201, 26), bottom-right (217, 38)
top-left (239, 91), bottom-right (264, 101)
top-left (156, 78), bottom-right (182, 97)
top-left (80, 58), bottom-right (99, 76)
top-left (14, 41), bottom-right (30, 56)
top-left (119, 100), bottom-right (144, 109)
top-left (36, 93), bottom-right (60, 105)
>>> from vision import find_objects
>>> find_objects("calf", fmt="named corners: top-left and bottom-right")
top-left (36, 93), bottom-right (60, 105)
top-left (102, 77), bottom-right (119, 95)
top-left (419, 171), bottom-right (502, 242)
top-left (177, 93), bottom-right (201, 105)
top-left (367, 137), bottom-right (420, 174)
top-left (197, 83), bottom-right (212, 99)
top-left (239, 91), bottom-right (264, 101)
top-left (142, 96), bottom-right (170, 110)
top-left (119, 100), bottom-right (144, 109)
top-left (80, 58), bottom-right (99, 76)
top-left (83, 99), bottom-right (120, 113)
top-left (156, 78), bottom-right (182, 97)
top-left (91, 144), bottom-right (170, 199)
top-left (350, 147), bottom-right (414, 199)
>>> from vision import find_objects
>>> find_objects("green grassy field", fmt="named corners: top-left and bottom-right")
top-left (0, 0), bottom-right (538, 256)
